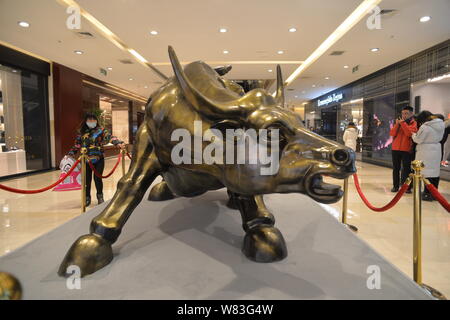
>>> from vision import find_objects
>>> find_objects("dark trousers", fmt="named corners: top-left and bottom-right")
top-left (392, 150), bottom-right (413, 189)
top-left (423, 177), bottom-right (440, 196)
top-left (85, 158), bottom-right (105, 196)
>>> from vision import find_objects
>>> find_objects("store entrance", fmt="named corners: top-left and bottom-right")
top-left (319, 106), bottom-right (337, 141)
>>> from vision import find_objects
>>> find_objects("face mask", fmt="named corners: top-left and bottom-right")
top-left (86, 121), bottom-right (97, 129)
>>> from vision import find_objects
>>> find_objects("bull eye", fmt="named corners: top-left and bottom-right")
top-left (261, 126), bottom-right (288, 152)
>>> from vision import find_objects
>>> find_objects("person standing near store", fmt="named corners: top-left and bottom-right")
top-left (343, 122), bottom-right (358, 151)
top-left (68, 113), bottom-right (125, 206)
top-left (389, 106), bottom-right (417, 193)
top-left (412, 111), bottom-right (445, 201)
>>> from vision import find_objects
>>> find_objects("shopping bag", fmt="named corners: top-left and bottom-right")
top-left (53, 155), bottom-right (82, 191)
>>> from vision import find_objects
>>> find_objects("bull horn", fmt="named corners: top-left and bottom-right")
top-left (214, 65), bottom-right (232, 76)
top-left (275, 64), bottom-right (285, 108)
top-left (168, 46), bottom-right (243, 118)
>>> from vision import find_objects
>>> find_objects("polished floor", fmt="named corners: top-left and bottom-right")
top-left (0, 158), bottom-right (449, 298)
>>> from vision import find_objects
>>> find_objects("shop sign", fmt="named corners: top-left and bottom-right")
top-left (317, 92), bottom-right (344, 107)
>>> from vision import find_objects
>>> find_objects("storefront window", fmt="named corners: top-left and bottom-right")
top-left (362, 94), bottom-right (396, 165)
top-left (0, 65), bottom-right (50, 178)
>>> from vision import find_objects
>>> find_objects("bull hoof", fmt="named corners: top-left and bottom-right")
top-left (58, 234), bottom-right (113, 278)
top-left (148, 181), bottom-right (176, 201)
top-left (242, 225), bottom-right (287, 262)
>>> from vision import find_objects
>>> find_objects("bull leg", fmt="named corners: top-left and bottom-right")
top-left (229, 192), bottom-right (287, 262)
top-left (58, 124), bottom-right (161, 277)
top-left (148, 179), bottom-right (176, 201)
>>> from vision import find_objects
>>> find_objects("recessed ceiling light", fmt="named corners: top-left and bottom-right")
top-left (74, 50), bottom-right (83, 55)
top-left (219, 28), bottom-right (227, 33)
top-left (12, 70), bottom-right (18, 73)
top-left (144, 85), bottom-right (148, 88)
top-left (223, 50), bottom-right (229, 54)
top-left (268, 69), bottom-right (273, 72)
top-left (277, 50), bottom-right (284, 54)
top-left (129, 78), bottom-right (133, 81)
top-left (370, 48), bottom-right (380, 52)
top-left (107, 67), bottom-right (113, 71)
top-left (325, 77), bottom-right (330, 80)
top-left (344, 65), bottom-right (349, 69)
top-left (18, 21), bottom-right (30, 28)
top-left (312, 84), bottom-right (316, 87)
top-left (150, 30), bottom-right (158, 35)
top-left (294, 95), bottom-right (298, 98)
top-left (419, 16), bottom-right (431, 23)
top-left (289, 27), bottom-right (297, 32)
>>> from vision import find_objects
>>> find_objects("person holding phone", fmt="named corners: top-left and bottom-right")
top-left (389, 106), bottom-right (417, 193)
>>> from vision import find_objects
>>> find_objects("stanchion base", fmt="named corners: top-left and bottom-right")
top-left (344, 223), bottom-right (358, 233)
top-left (421, 283), bottom-right (447, 300)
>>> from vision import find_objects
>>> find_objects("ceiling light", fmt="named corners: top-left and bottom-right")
top-left (277, 50), bottom-right (284, 54)
top-left (74, 50), bottom-right (83, 55)
top-left (268, 69), bottom-right (273, 72)
top-left (344, 65), bottom-right (349, 69)
top-left (370, 48), bottom-right (379, 52)
top-left (325, 77), bottom-right (330, 80)
top-left (294, 95), bottom-right (298, 98)
top-left (128, 49), bottom-right (148, 63)
top-left (144, 85), bottom-right (148, 88)
top-left (107, 67), bottom-right (113, 71)
top-left (312, 84), bottom-right (316, 87)
top-left (219, 28), bottom-right (227, 33)
top-left (289, 27), bottom-right (297, 32)
top-left (419, 16), bottom-right (431, 23)
top-left (223, 50), bottom-right (229, 54)
top-left (284, 0), bottom-right (382, 86)
top-left (12, 70), bottom-right (18, 73)
top-left (150, 30), bottom-right (158, 35)
top-left (129, 78), bottom-right (133, 81)
top-left (18, 21), bottom-right (30, 28)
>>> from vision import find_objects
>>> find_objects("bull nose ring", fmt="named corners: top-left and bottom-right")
top-left (331, 149), bottom-right (350, 165)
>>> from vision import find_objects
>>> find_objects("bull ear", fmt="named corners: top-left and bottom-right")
top-left (275, 64), bottom-right (285, 108)
top-left (168, 46), bottom-right (243, 119)
top-left (214, 65), bottom-right (232, 76)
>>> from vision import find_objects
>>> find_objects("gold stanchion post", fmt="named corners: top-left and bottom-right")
top-left (80, 148), bottom-right (87, 213)
top-left (341, 177), bottom-right (358, 232)
top-left (121, 147), bottom-right (126, 177)
top-left (411, 160), bottom-right (446, 300)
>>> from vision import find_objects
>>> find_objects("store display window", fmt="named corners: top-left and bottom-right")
top-left (0, 64), bottom-right (50, 178)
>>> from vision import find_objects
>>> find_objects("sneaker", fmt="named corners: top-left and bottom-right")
top-left (391, 187), bottom-right (399, 193)
top-left (97, 193), bottom-right (104, 205)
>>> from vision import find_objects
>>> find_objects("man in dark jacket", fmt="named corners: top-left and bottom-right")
top-left (389, 106), bottom-right (417, 192)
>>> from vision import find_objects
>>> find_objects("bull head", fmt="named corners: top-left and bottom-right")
top-left (154, 47), bottom-right (357, 204)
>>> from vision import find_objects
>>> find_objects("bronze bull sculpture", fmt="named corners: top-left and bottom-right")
top-left (58, 47), bottom-right (356, 277)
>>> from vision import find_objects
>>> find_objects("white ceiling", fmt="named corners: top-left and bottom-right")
top-left (0, 0), bottom-right (449, 106)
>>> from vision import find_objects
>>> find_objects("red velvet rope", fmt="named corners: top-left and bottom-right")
top-left (353, 173), bottom-right (410, 212)
top-left (87, 153), bottom-right (122, 178)
top-left (0, 158), bottom-right (82, 194)
top-left (424, 182), bottom-right (450, 213)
